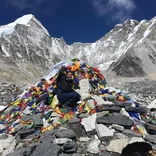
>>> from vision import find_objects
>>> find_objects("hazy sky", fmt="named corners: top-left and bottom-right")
top-left (0, 0), bottom-right (156, 44)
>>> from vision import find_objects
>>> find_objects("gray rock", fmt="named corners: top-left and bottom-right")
top-left (96, 113), bottom-right (133, 129)
top-left (97, 111), bottom-right (109, 118)
top-left (55, 129), bottom-right (76, 139)
top-left (102, 151), bottom-right (121, 156)
top-left (111, 124), bottom-right (124, 132)
top-left (100, 105), bottom-right (121, 113)
top-left (144, 135), bottom-right (156, 143)
top-left (53, 138), bottom-right (72, 145)
top-left (31, 143), bottom-right (61, 156)
top-left (67, 118), bottom-right (86, 137)
top-left (0, 134), bottom-right (8, 140)
top-left (125, 106), bottom-right (147, 114)
top-left (7, 142), bottom-right (39, 156)
top-left (63, 141), bottom-right (78, 153)
top-left (17, 127), bottom-right (35, 139)
top-left (20, 115), bottom-right (32, 122)
top-left (123, 129), bottom-right (143, 137)
top-left (96, 124), bottom-right (114, 142)
top-left (39, 130), bottom-right (55, 143)
top-left (32, 113), bottom-right (43, 128)
top-left (114, 101), bottom-right (132, 108)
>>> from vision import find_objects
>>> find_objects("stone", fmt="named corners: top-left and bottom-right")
top-left (144, 135), bottom-right (156, 143)
top-left (87, 135), bottom-right (100, 154)
top-left (114, 101), bottom-right (132, 108)
top-left (96, 124), bottom-right (114, 141)
top-left (67, 118), bottom-right (86, 137)
top-left (32, 113), bottom-right (43, 128)
top-left (111, 124), bottom-right (124, 132)
top-left (78, 137), bottom-right (91, 142)
top-left (101, 151), bottom-right (121, 156)
top-left (106, 138), bottom-right (129, 154)
top-left (53, 138), bottom-right (72, 145)
top-left (31, 143), bottom-right (61, 156)
top-left (145, 123), bottom-right (156, 134)
top-left (17, 127), bottom-right (35, 139)
top-left (147, 99), bottom-right (156, 109)
top-left (63, 141), bottom-right (78, 153)
top-left (20, 114), bottom-right (32, 122)
top-left (2, 147), bottom-right (14, 156)
top-left (39, 130), bottom-right (55, 143)
top-left (55, 128), bottom-right (76, 139)
top-left (96, 113), bottom-right (133, 129)
top-left (125, 106), bottom-right (147, 114)
top-left (81, 113), bottom-right (96, 133)
top-left (123, 129), bottom-right (143, 137)
top-left (100, 105), bottom-right (121, 113)
top-left (0, 135), bottom-right (16, 154)
top-left (128, 137), bottom-right (144, 144)
top-left (115, 133), bottom-right (128, 139)
top-left (0, 134), bottom-right (8, 140)
top-left (97, 111), bottom-right (109, 118)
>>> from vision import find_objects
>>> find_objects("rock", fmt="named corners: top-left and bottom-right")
top-left (63, 141), bottom-right (78, 153)
top-left (81, 113), bottom-right (96, 134)
top-left (39, 130), bottom-right (55, 143)
top-left (97, 111), bottom-right (109, 118)
top-left (31, 143), bottom-right (61, 156)
top-left (55, 128), bottom-right (76, 139)
top-left (20, 115), bottom-right (32, 122)
top-left (0, 134), bottom-right (8, 140)
top-left (67, 118), bottom-right (86, 137)
top-left (78, 136), bottom-right (91, 142)
top-left (147, 99), bottom-right (156, 109)
top-left (111, 124), bottom-right (124, 132)
top-left (115, 133), bottom-right (128, 139)
top-left (128, 137), bottom-right (144, 144)
top-left (87, 135), bottom-right (100, 154)
top-left (32, 113), bottom-right (43, 128)
top-left (53, 138), bottom-right (72, 145)
top-left (17, 127), bottom-right (35, 139)
top-left (114, 101), bottom-right (132, 108)
top-left (145, 123), bottom-right (156, 134)
top-left (101, 151), bottom-right (121, 156)
top-left (96, 124), bottom-right (114, 141)
top-left (0, 135), bottom-right (16, 154)
top-left (106, 138), bottom-right (129, 154)
top-left (96, 113), bottom-right (133, 129)
top-left (144, 135), bottom-right (156, 143)
top-left (100, 105), bottom-right (121, 113)
top-left (122, 129), bottom-right (143, 137)
top-left (2, 147), bottom-right (14, 156)
top-left (125, 106), bottom-right (147, 114)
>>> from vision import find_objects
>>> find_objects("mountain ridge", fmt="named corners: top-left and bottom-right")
top-left (0, 14), bottom-right (156, 85)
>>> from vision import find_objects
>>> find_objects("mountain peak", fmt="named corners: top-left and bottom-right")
top-left (0, 14), bottom-right (49, 36)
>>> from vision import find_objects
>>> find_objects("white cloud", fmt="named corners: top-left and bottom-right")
top-left (91, 0), bottom-right (136, 21)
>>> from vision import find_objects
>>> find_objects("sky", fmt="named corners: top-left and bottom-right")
top-left (0, 0), bottom-right (156, 45)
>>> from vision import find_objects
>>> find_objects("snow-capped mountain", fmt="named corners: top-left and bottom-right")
top-left (0, 14), bottom-right (156, 84)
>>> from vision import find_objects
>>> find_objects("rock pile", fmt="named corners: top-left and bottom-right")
top-left (0, 60), bottom-right (156, 156)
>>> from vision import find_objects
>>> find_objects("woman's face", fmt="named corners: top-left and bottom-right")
top-left (66, 72), bottom-right (73, 78)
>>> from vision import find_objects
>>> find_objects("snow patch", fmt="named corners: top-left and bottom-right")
top-left (1, 46), bottom-right (10, 57)
top-left (0, 14), bottom-right (33, 36)
top-left (17, 53), bottom-right (22, 58)
top-left (138, 18), bottom-right (156, 43)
